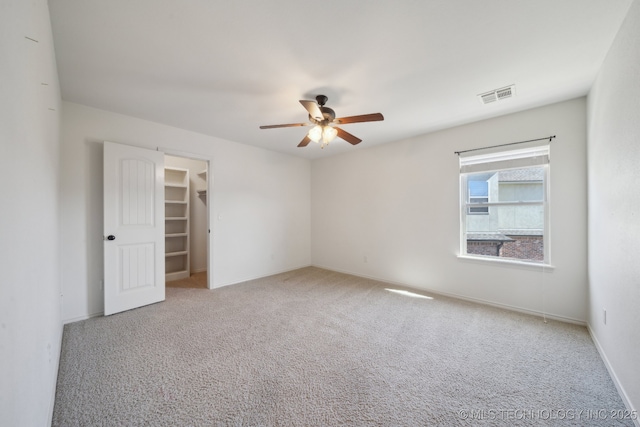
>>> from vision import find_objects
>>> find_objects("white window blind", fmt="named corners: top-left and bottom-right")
top-left (459, 146), bottom-right (550, 174)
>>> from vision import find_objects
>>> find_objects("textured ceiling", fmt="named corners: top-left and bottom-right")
top-left (49, 0), bottom-right (633, 159)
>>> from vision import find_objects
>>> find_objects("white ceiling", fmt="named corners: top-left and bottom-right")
top-left (49, 0), bottom-right (633, 160)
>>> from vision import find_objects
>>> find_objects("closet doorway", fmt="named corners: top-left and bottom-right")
top-left (164, 154), bottom-right (210, 289)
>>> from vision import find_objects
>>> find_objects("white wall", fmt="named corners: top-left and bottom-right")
top-left (0, 1), bottom-right (62, 425)
top-left (60, 102), bottom-right (311, 322)
top-left (165, 155), bottom-right (208, 273)
top-left (312, 98), bottom-right (588, 322)
top-left (587, 0), bottom-right (640, 413)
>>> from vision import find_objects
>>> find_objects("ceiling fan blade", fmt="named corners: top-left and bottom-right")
top-left (299, 100), bottom-right (324, 121)
top-left (335, 127), bottom-right (362, 145)
top-left (259, 123), bottom-right (310, 129)
top-left (334, 113), bottom-right (384, 125)
top-left (297, 135), bottom-right (311, 147)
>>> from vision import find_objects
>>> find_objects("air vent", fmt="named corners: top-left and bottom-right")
top-left (478, 85), bottom-right (516, 105)
top-left (480, 92), bottom-right (497, 104)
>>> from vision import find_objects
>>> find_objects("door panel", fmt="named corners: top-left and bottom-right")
top-left (119, 243), bottom-right (154, 290)
top-left (120, 158), bottom-right (155, 226)
top-left (104, 141), bottom-right (165, 315)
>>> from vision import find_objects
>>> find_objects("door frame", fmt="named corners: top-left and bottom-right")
top-left (159, 147), bottom-right (213, 290)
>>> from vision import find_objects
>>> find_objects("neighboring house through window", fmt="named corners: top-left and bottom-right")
top-left (459, 145), bottom-right (550, 264)
top-left (468, 179), bottom-right (489, 214)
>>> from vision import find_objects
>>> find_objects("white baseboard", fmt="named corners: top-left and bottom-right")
top-left (311, 264), bottom-right (586, 325)
top-left (63, 311), bottom-right (103, 325)
top-left (587, 325), bottom-right (640, 427)
top-left (47, 322), bottom-right (64, 426)
top-left (213, 264), bottom-right (312, 289)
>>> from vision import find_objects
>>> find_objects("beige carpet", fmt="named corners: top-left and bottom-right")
top-left (166, 271), bottom-right (208, 289)
top-left (53, 267), bottom-right (633, 426)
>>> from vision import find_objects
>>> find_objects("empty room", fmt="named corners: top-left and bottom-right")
top-left (1, 0), bottom-right (639, 425)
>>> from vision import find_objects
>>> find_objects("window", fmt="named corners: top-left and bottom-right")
top-left (468, 179), bottom-right (489, 214)
top-left (459, 145), bottom-right (549, 264)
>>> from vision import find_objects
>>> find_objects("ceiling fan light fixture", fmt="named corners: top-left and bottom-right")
top-left (308, 125), bottom-right (323, 143)
top-left (308, 125), bottom-right (337, 145)
top-left (322, 126), bottom-right (337, 144)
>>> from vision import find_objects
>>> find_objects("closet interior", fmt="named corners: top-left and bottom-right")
top-left (164, 155), bottom-right (208, 288)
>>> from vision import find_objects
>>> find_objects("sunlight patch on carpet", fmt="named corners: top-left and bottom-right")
top-left (385, 288), bottom-right (433, 299)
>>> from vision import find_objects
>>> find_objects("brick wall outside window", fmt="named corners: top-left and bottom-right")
top-left (467, 241), bottom-right (501, 257)
top-left (500, 235), bottom-right (544, 261)
top-left (466, 235), bottom-right (543, 262)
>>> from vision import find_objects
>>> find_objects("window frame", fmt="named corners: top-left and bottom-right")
top-left (459, 146), bottom-right (551, 266)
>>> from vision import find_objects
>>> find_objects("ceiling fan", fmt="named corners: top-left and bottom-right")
top-left (259, 95), bottom-right (384, 148)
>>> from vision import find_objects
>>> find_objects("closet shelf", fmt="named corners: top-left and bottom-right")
top-left (164, 166), bottom-right (190, 281)
top-left (166, 251), bottom-right (188, 258)
top-left (196, 169), bottom-right (207, 196)
top-left (165, 270), bottom-right (188, 281)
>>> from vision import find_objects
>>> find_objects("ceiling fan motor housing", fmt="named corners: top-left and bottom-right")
top-left (315, 94), bottom-right (329, 106)
top-left (319, 106), bottom-right (335, 122)
top-left (309, 95), bottom-right (334, 123)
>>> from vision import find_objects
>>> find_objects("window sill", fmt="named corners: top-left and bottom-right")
top-left (457, 254), bottom-right (555, 271)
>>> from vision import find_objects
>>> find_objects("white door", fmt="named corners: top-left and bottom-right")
top-left (103, 141), bottom-right (165, 315)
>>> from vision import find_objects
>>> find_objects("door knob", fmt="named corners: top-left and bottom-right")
top-left (107, 235), bottom-right (116, 241)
